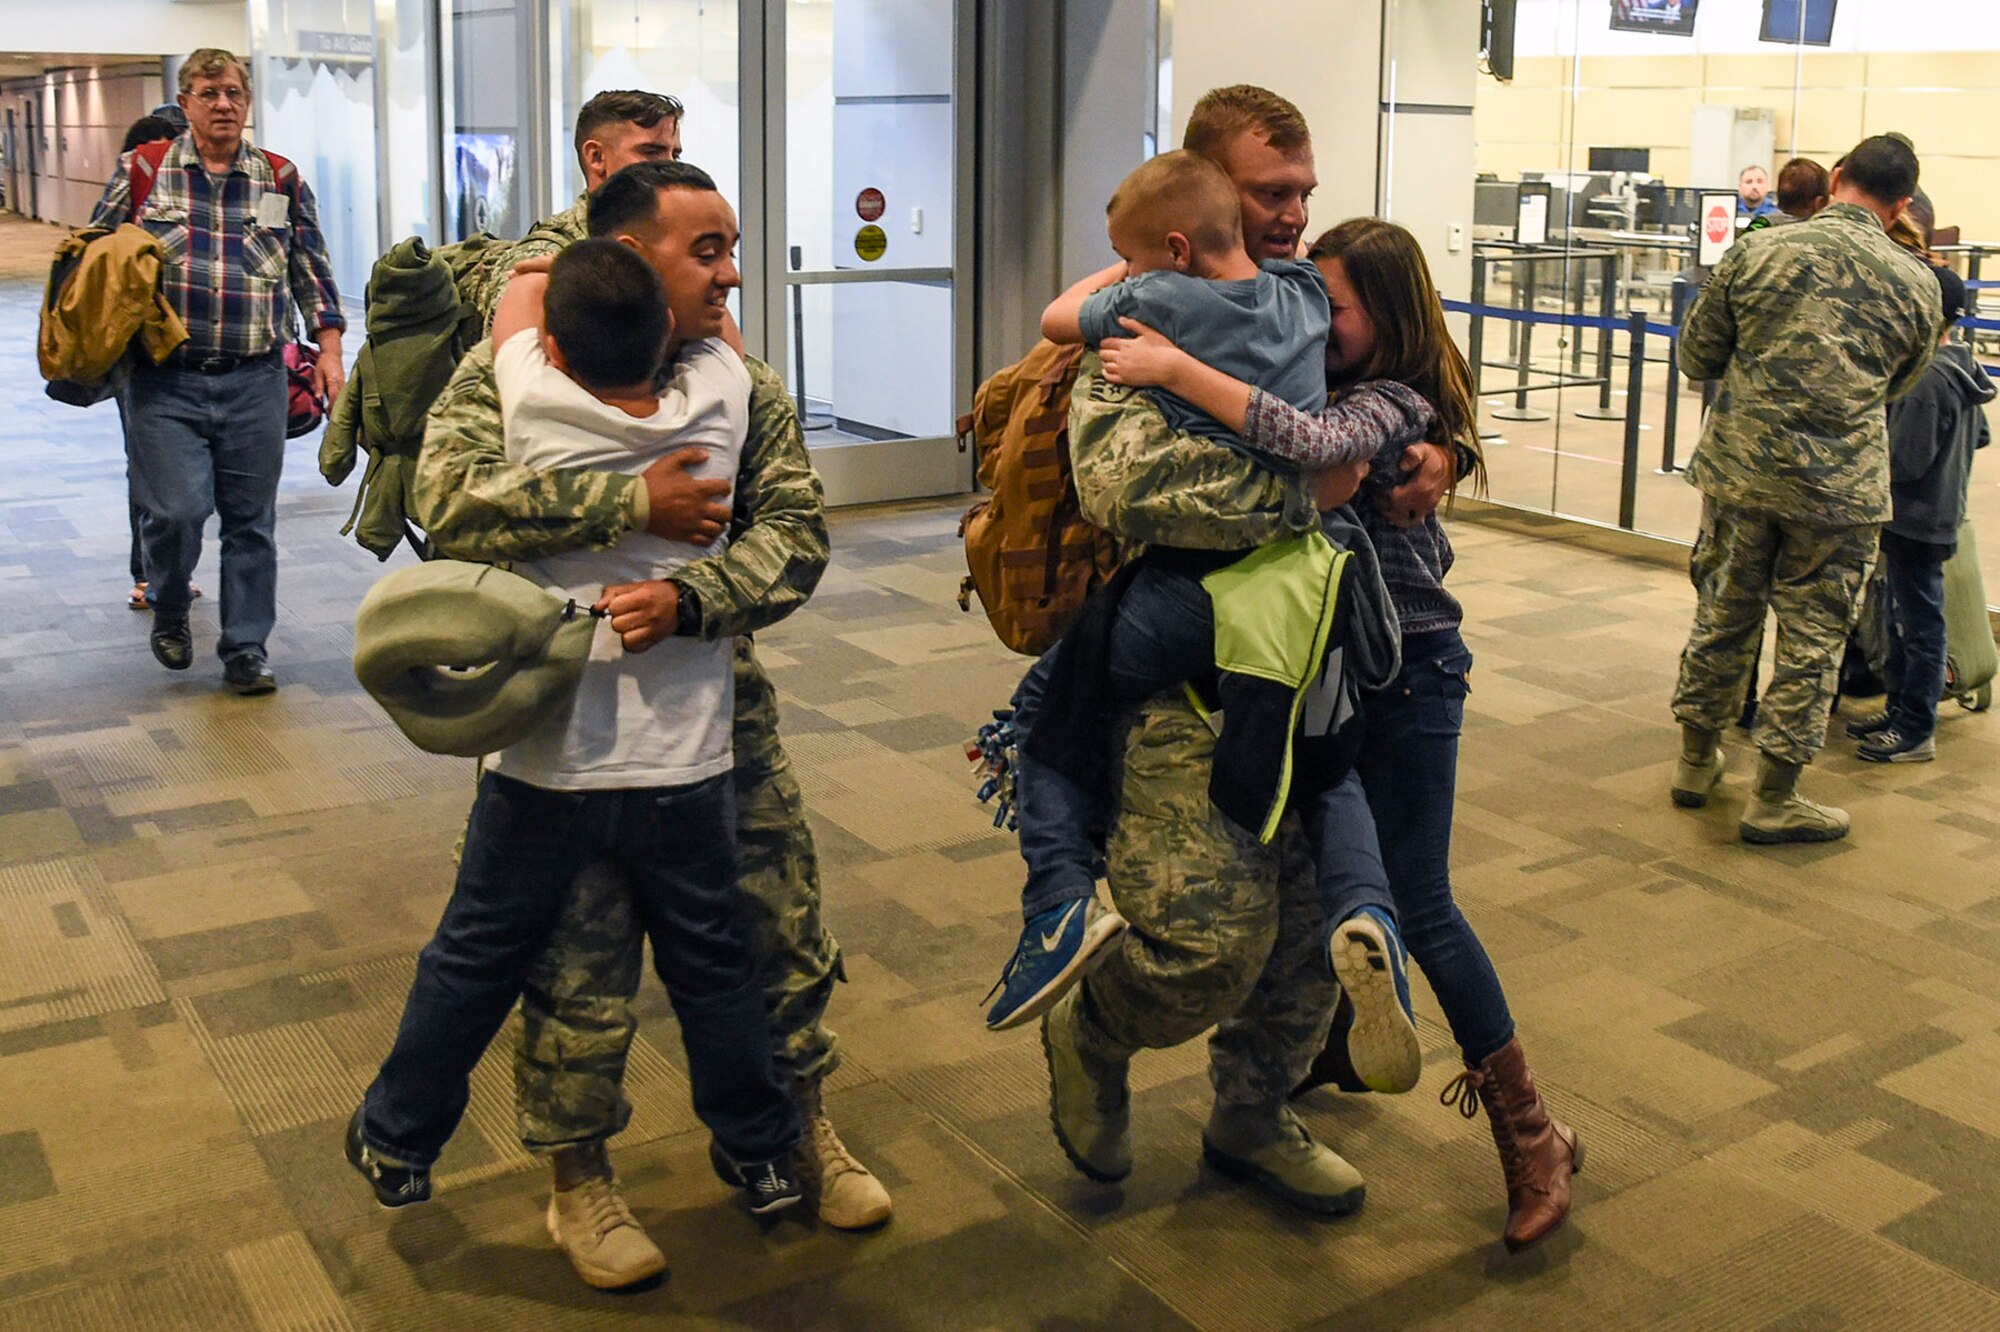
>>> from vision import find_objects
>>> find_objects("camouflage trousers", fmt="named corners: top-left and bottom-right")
top-left (513, 637), bottom-right (842, 1150)
top-left (1673, 496), bottom-right (1880, 765)
top-left (1073, 692), bottom-right (1339, 1111)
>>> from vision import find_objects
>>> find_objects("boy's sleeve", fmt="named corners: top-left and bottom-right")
top-left (1886, 376), bottom-right (1945, 485)
top-left (1076, 280), bottom-right (1139, 349)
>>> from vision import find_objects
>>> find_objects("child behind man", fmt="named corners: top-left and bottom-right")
top-left (348, 238), bottom-right (803, 1251)
top-left (1851, 263), bottom-right (1995, 762)
top-left (987, 153), bottom-right (1433, 1103)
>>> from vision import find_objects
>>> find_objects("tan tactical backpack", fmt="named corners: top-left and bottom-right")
top-left (956, 340), bottom-right (1122, 655)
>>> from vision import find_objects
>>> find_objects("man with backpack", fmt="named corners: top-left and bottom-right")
top-left (90, 47), bottom-right (345, 695)
top-left (405, 146), bottom-right (888, 1285)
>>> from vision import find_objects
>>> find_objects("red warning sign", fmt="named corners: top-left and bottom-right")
top-left (1703, 204), bottom-right (1732, 246)
top-left (856, 188), bottom-right (885, 222)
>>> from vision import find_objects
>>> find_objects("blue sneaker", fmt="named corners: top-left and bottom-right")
top-left (1327, 906), bottom-right (1421, 1093)
top-left (984, 899), bottom-right (1127, 1032)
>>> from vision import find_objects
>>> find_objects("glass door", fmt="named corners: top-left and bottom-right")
top-left (745, 0), bottom-right (975, 505)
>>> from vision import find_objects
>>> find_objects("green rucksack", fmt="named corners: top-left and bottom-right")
top-left (321, 224), bottom-right (569, 559)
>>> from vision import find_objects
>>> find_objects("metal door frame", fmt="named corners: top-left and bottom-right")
top-left (739, 0), bottom-right (977, 506)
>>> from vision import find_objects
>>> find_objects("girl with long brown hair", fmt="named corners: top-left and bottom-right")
top-left (1098, 217), bottom-right (1580, 1252)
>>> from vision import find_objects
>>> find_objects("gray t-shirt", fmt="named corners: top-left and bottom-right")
top-left (1078, 258), bottom-right (1331, 464)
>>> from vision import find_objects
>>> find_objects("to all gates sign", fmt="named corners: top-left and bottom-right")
top-left (1698, 193), bottom-right (1738, 266)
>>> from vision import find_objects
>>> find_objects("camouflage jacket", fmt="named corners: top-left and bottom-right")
top-left (1068, 355), bottom-right (1317, 550)
top-left (481, 194), bottom-right (589, 327)
top-left (1679, 202), bottom-right (1944, 526)
top-left (411, 341), bottom-right (829, 640)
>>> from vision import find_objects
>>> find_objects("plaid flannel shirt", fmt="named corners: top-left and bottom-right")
top-left (90, 135), bottom-right (345, 358)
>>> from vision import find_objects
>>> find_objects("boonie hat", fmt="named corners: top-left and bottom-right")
top-left (353, 561), bottom-right (597, 757)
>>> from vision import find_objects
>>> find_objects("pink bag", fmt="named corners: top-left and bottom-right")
top-left (284, 342), bottom-right (324, 439)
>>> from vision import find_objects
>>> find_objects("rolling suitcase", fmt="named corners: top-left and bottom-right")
top-left (1942, 518), bottom-right (1996, 714)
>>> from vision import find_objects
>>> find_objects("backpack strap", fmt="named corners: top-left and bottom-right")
top-left (127, 142), bottom-right (300, 224)
top-left (126, 139), bottom-right (173, 218)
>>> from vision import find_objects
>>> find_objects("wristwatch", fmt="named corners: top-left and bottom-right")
top-left (670, 581), bottom-right (702, 637)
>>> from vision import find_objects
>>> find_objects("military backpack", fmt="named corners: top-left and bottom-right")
top-left (956, 340), bottom-right (1122, 655)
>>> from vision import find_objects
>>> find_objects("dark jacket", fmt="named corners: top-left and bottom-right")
top-left (1886, 343), bottom-right (1995, 547)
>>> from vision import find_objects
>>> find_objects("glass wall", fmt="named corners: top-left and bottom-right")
top-left (1414, 0), bottom-right (2000, 599)
top-left (250, 0), bottom-right (386, 306)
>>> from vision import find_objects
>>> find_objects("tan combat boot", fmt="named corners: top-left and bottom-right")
top-left (1040, 988), bottom-right (1132, 1182)
top-left (544, 1144), bottom-right (667, 1289)
top-left (1670, 724), bottom-right (1726, 808)
top-left (1442, 1036), bottom-right (1582, 1251)
top-left (1739, 755), bottom-right (1848, 844)
top-left (799, 1085), bottom-right (892, 1230)
top-left (1201, 1102), bottom-right (1366, 1216)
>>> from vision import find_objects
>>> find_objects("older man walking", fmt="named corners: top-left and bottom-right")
top-left (92, 48), bottom-right (345, 694)
top-left (1669, 134), bottom-right (1943, 842)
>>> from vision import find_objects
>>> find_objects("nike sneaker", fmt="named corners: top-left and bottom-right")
top-left (983, 898), bottom-right (1127, 1031)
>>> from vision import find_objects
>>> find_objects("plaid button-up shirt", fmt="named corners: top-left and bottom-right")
top-left (90, 135), bottom-right (345, 358)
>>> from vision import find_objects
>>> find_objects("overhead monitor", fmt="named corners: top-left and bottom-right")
top-left (1760, 0), bottom-right (1837, 45)
top-left (1611, 1), bottom-right (1699, 37)
top-left (1588, 146), bottom-right (1652, 173)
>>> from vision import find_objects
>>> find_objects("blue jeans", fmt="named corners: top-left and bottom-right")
top-left (1013, 566), bottom-right (1392, 932)
top-left (120, 353), bottom-right (286, 658)
top-left (1357, 627), bottom-right (1514, 1066)
top-left (362, 772), bottom-right (797, 1168)
top-left (1881, 534), bottom-right (1949, 742)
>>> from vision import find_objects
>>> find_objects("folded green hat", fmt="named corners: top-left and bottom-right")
top-left (353, 560), bottom-right (598, 757)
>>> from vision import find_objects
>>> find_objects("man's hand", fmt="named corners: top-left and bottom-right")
top-left (594, 580), bottom-right (679, 653)
top-left (1380, 440), bottom-right (1452, 528)
top-left (312, 329), bottom-right (346, 403)
top-left (1313, 458), bottom-right (1370, 511)
top-left (510, 255), bottom-right (555, 277)
top-left (642, 450), bottom-right (731, 543)
top-left (1099, 317), bottom-right (1191, 390)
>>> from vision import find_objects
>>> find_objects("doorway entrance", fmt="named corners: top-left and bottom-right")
top-left (741, 0), bottom-right (976, 505)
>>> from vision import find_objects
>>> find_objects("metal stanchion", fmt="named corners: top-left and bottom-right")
top-left (1492, 255), bottom-right (1551, 423)
top-left (1619, 311), bottom-right (1646, 530)
top-left (1660, 277), bottom-right (1690, 472)
top-left (1576, 251), bottom-right (1623, 421)
top-left (1467, 255), bottom-right (1487, 396)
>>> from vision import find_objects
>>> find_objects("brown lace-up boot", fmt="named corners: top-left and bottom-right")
top-left (1440, 1037), bottom-right (1582, 1251)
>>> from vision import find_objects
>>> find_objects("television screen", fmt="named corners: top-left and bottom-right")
top-left (1760, 0), bottom-right (1837, 45)
top-left (1611, 0), bottom-right (1699, 36)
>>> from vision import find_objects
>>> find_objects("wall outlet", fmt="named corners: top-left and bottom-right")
top-left (911, 207), bottom-right (923, 234)
top-left (1447, 223), bottom-right (1465, 253)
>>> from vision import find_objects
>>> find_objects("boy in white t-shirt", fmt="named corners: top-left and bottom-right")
top-left (350, 238), bottom-right (802, 1223)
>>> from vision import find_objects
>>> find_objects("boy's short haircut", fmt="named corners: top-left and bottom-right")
top-left (1775, 157), bottom-right (1828, 214)
top-left (1183, 84), bottom-right (1310, 159)
top-left (544, 238), bottom-right (673, 391)
top-left (587, 160), bottom-right (718, 239)
top-left (1107, 151), bottom-right (1243, 256)
top-left (1838, 135), bottom-right (1920, 206)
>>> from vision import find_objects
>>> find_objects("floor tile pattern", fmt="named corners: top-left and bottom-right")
top-left (3, 214), bottom-right (1999, 1330)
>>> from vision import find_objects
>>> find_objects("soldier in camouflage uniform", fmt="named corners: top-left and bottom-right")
top-left (1032, 86), bottom-right (1467, 1219)
top-left (413, 149), bottom-right (886, 1291)
top-left (1669, 134), bottom-right (1943, 844)
top-left (1044, 356), bottom-right (1375, 1211)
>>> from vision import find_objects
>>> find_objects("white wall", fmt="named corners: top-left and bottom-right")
top-left (1381, 0), bottom-right (1479, 304)
top-left (1168, 0), bottom-right (1384, 236)
top-left (0, 0), bottom-right (247, 55)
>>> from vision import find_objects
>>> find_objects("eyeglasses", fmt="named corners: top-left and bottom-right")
top-left (190, 87), bottom-right (248, 107)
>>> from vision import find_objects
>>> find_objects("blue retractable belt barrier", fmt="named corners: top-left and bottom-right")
top-left (1441, 298), bottom-right (1678, 340)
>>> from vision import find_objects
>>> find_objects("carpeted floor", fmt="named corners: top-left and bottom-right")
top-left (4, 212), bottom-right (2000, 1331)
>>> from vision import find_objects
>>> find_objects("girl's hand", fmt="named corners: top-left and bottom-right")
top-left (1313, 458), bottom-right (1370, 511)
top-left (1099, 317), bottom-right (1193, 390)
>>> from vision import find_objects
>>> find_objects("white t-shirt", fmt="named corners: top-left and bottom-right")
top-left (485, 327), bottom-right (751, 791)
